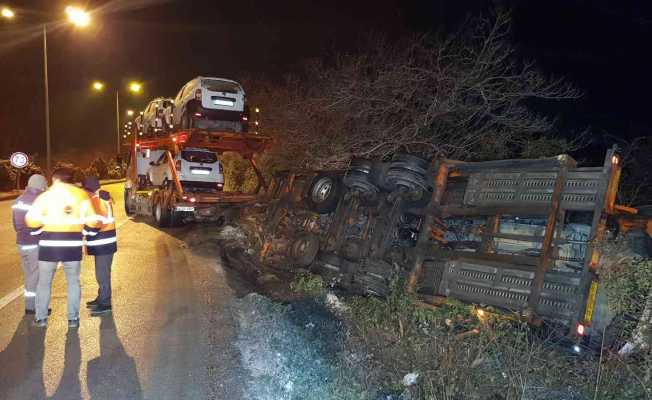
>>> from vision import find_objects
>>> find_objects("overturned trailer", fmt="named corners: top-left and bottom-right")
top-left (260, 148), bottom-right (624, 346)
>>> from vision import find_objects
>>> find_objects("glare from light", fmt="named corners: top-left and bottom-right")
top-left (255, 107), bottom-right (260, 113)
top-left (1, 7), bottom-right (15, 19)
top-left (92, 81), bottom-right (104, 91)
top-left (139, 111), bottom-right (144, 115)
top-left (128, 82), bottom-right (142, 94)
top-left (126, 109), bottom-right (134, 116)
top-left (611, 155), bottom-right (619, 165)
top-left (572, 345), bottom-right (581, 353)
top-left (65, 6), bottom-right (90, 28)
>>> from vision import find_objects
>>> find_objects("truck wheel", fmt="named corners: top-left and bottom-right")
top-left (154, 197), bottom-right (171, 227)
top-left (290, 234), bottom-right (320, 267)
top-left (307, 173), bottom-right (341, 214)
top-left (384, 153), bottom-right (429, 192)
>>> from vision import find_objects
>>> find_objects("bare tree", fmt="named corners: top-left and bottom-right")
top-left (254, 10), bottom-right (582, 169)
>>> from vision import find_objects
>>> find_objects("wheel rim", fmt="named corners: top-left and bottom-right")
top-left (311, 177), bottom-right (333, 203)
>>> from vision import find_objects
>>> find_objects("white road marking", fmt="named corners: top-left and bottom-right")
top-left (0, 286), bottom-right (25, 310)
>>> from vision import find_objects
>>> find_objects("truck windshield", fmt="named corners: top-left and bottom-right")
top-left (201, 79), bottom-right (241, 94)
top-left (181, 150), bottom-right (218, 164)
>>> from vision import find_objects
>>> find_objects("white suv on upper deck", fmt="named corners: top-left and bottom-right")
top-left (171, 77), bottom-right (249, 133)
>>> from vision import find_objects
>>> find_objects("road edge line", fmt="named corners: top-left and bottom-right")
top-left (0, 285), bottom-right (24, 310)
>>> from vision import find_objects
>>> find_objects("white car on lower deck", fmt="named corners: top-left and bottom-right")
top-left (148, 147), bottom-right (224, 191)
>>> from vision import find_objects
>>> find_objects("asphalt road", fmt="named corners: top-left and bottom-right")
top-left (0, 182), bottom-right (249, 399)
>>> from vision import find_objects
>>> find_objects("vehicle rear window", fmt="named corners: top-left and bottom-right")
top-left (181, 150), bottom-right (218, 164)
top-left (201, 79), bottom-right (241, 94)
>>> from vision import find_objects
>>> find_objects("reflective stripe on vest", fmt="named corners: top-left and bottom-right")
top-left (12, 202), bottom-right (32, 211)
top-left (39, 240), bottom-right (84, 247)
top-left (86, 237), bottom-right (117, 246)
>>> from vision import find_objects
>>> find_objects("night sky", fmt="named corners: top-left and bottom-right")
top-left (0, 0), bottom-right (650, 162)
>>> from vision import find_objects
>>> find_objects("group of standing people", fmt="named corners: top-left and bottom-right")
top-left (12, 168), bottom-right (118, 328)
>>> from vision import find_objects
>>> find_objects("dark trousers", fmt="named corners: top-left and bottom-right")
top-left (94, 254), bottom-right (114, 305)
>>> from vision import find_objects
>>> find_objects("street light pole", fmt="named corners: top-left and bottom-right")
top-left (43, 24), bottom-right (51, 173)
top-left (116, 90), bottom-right (120, 154)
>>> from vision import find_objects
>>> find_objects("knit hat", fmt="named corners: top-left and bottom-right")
top-left (83, 176), bottom-right (101, 193)
top-left (27, 174), bottom-right (48, 191)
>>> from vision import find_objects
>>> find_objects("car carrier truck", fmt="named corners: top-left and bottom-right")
top-left (124, 129), bottom-right (270, 227)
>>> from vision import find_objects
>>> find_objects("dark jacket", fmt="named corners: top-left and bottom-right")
top-left (12, 187), bottom-right (43, 246)
top-left (86, 190), bottom-right (117, 256)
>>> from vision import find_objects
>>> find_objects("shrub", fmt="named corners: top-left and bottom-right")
top-left (290, 273), bottom-right (326, 297)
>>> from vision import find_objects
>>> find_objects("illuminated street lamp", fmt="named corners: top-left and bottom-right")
top-left (65, 6), bottom-right (90, 28)
top-left (92, 81), bottom-right (105, 91)
top-left (1, 5), bottom-right (91, 171)
top-left (1, 7), bottom-right (15, 19)
top-left (92, 82), bottom-right (144, 153)
top-left (129, 82), bottom-right (142, 94)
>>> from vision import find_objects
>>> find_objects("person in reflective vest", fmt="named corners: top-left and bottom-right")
top-left (12, 174), bottom-right (48, 314)
top-left (83, 177), bottom-right (117, 315)
top-left (25, 168), bottom-right (101, 328)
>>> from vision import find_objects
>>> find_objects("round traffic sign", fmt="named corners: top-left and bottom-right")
top-left (10, 152), bottom-right (28, 169)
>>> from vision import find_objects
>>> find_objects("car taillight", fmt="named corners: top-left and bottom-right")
top-left (242, 115), bottom-right (248, 121)
top-left (217, 182), bottom-right (224, 190)
top-left (175, 160), bottom-right (181, 171)
top-left (195, 89), bottom-right (201, 101)
top-left (576, 323), bottom-right (585, 336)
top-left (193, 112), bottom-right (202, 117)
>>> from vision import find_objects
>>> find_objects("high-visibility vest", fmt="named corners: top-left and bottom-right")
top-left (86, 191), bottom-right (117, 255)
top-left (25, 182), bottom-right (101, 262)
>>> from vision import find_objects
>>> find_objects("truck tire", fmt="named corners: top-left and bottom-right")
top-left (154, 196), bottom-right (171, 227)
top-left (307, 173), bottom-right (341, 214)
top-left (290, 233), bottom-right (320, 267)
top-left (384, 153), bottom-right (429, 192)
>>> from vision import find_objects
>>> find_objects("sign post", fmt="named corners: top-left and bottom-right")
top-left (10, 152), bottom-right (29, 190)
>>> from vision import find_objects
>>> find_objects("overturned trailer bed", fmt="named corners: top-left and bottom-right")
top-left (260, 148), bottom-right (623, 346)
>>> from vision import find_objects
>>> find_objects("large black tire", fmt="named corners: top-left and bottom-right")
top-left (343, 158), bottom-right (379, 198)
top-left (307, 173), bottom-right (342, 214)
top-left (153, 195), bottom-right (171, 227)
top-left (290, 233), bottom-right (320, 267)
top-left (384, 153), bottom-right (429, 192)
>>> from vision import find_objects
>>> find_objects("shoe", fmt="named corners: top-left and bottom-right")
top-left (34, 319), bottom-right (48, 328)
top-left (26, 308), bottom-right (51, 316)
top-left (90, 304), bottom-right (112, 315)
top-left (86, 299), bottom-right (99, 308)
top-left (68, 319), bottom-right (80, 328)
